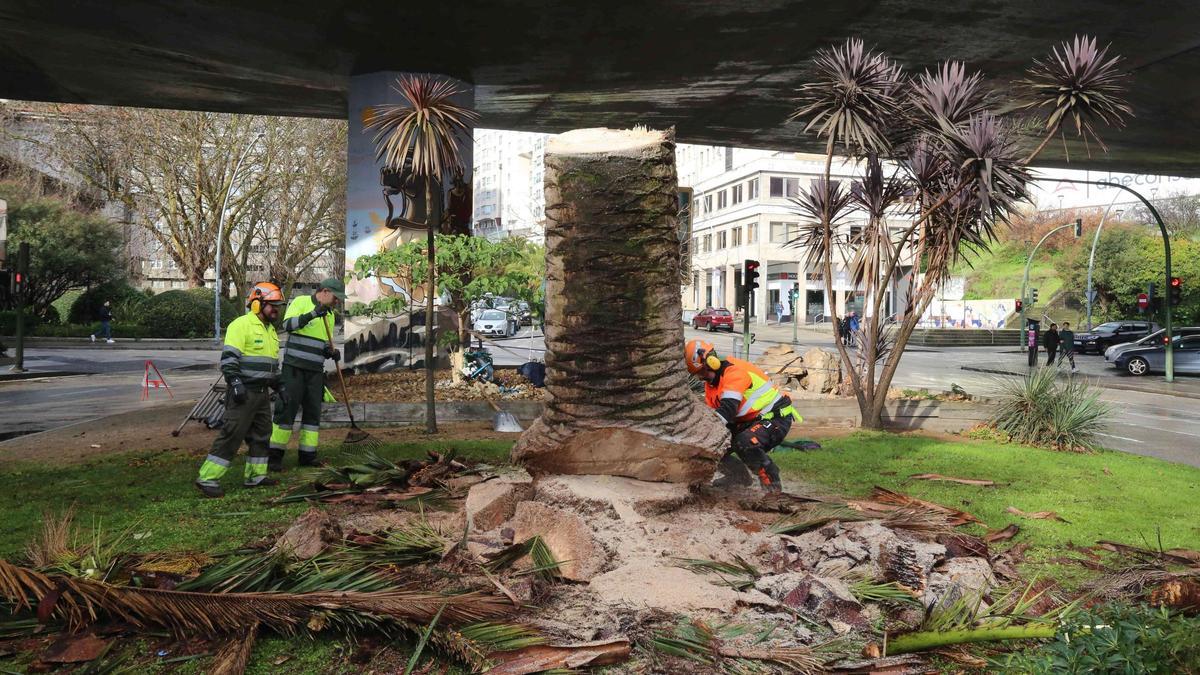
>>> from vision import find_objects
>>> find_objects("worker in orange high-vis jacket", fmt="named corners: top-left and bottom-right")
top-left (685, 339), bottom-right (802, 493)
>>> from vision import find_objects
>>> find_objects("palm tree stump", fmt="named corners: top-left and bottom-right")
top-left (511, 128), bottom-right (726, 483)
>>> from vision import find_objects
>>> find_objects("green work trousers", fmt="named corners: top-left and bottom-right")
top-left (270, 364), bottom-right (325, 462)
top-left (197, 387), bottom-right (272, 486)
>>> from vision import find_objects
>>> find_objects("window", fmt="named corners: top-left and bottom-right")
top-left (849, 225), bottom-right (863, 240)
top-left (703, 234), bottom-right (712, 252)
top-left (717, 190), bottom-right (727, 210)
top-left (731, 184), bottom-right (743, 205)
top-left (748, 178), bottom-right (759, 199)
top-left (747, 223), bottom-right (758, 243)
top-left (693, 198), bottom-right (700, 214)
top-left (716, 231), bottom-right (727, 249)
top-left (693, 237), bottom-right (700, 254)
top-left (769, 177), bottom-right (799, 198)
top-left (731, 227), bottom-right (742, 247)
top-left (770, 221), bottom-right (798, 243)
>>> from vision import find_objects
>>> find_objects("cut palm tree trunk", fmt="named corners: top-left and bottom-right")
top-left (324, 315), bottom-right (382, 449)
top-left (511, 128), bottom-right (726, 484)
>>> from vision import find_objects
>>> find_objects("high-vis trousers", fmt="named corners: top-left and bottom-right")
top-left (270, 364), bottom-right (325, 464)
top-left (730, 414), bottom-right (793, 490)
top-left (197, 388), bottom-right (273, 486)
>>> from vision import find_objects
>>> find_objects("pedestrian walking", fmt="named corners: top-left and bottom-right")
top-left (90, 301), bottom-right (114, 344)
top-left (774, 301), bottom-right (784, 323)
top-left (270, 278), bottom-right (346, 470)
top-left (847, 311), bottom-right (860, 347)
top-left (1044, 322), bottom-right (1061, 367)
top-left (1059, 321), bottom-right (1077, 372)
top-left (194, 282), bottom-right (289, 498)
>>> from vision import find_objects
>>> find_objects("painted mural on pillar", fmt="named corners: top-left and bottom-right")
top-left (343, 73), bottom-right (474, 371)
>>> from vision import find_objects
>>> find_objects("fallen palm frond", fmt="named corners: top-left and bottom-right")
top-left (482, 537), bottom-right (563, 582)
top-left (888, 624), bottom-right (1056, 655)
top-left (278, 450), bottom-right (460, 507)
top-left (486, 638), bottom-right (630, 675)
top-left (23, 508), bottom-right (138, 582)
top-left (209, 623), bottom-right (257, 675)
top-left (672, 556), bottom-right (760, 591)
top-left (770, 503), bottom-right (868, 535)
top-left (848, 578), bottom-right (920, 605)
top-left (342, 518), bottom-right (448, 567)
top-left (880, 506), bottom-right (956, 534)
top-left (870, 486), bottom-right (980, 526)
top-left (649, 618), bottom-right (826, 674)
top-left (0, 559), bottom-right (512, 637)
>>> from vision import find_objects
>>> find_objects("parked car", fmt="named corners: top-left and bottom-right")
top-left (473, 309), bottom-right (513, 337)
top-left (1073, 321), bottom-right (1159, 354)
top-left (1114, 334), bottom-right (1200, 376)
top-left (692, 307), bottom-right (735, 332)
top-left (1105, 326), bottom-right (1200, 362)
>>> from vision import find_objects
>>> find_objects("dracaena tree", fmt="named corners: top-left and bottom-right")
top-left (787, 36), bottom-right (1131, 428)
top-left (365, 75), bottom-right (478, 433)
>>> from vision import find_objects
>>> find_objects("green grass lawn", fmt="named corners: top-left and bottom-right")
top-left (2, 430), bottom-right (1199, 672)
top-left (776, 431), bottom-right (1200, 568)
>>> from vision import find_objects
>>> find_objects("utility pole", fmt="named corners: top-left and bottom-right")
top-left (1019, 218), bottom-right (1080, 352)
top-left (11, 242), bottom-right (29, 373)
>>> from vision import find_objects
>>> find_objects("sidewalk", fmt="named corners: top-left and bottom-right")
top-left (960, 360), bottom-right (1200, 400)
top-left (0, 337), bottom-right (220, 351)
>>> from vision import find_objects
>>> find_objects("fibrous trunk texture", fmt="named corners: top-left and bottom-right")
top-left (511, 128), bottom-right (726, 483)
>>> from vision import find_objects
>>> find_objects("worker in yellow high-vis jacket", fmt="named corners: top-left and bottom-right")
top-left (269, 277), bottom-right (345, 470)
top-left (195, 283), bottom-right (288, 498)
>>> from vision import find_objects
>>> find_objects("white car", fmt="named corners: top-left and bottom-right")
top-left (473, 309), bottom-right (512, 337)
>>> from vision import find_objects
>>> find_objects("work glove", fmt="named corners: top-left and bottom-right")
top-left (269, 377), bottom-right (290, 409)
top-left (312, 304), bottom-right (330, 317)
top-left (227, 377), bottom-right (247, 405)
top-left (323, 344), bottom-right (340, 362)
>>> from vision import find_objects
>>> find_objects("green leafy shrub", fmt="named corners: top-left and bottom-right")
top-left (989, 367), bottom-right (1110, 451)
top-left (993, 603), bottom-right (1200, 674)
top-left (69, 282), bottom-right (148, 324)
top-left (140, 290), bottom-right (215, 338)
top-left (184, 287), bottom-right (241, 327)
top-left (0, 310), bottom-right (44, 335)
top-left (34, 322), bottom-right (154, 339)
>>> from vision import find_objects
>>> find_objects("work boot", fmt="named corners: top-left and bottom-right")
top-left (194, 480), bottom-right (225, 498)
top-left (757, 462), bottom-right (784, 494)
top-left (298, 451), bottom-right (326, 468)
top-left (244, 476), bottom-right (281, 488)
top-left (267, 450), bottom-right (284, 473)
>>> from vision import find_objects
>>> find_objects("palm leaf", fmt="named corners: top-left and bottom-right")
top-left (1022, 35), bottom-right (1132, 152)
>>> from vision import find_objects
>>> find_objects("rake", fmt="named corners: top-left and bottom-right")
top-left (324, 314), bottom-right (383, 449)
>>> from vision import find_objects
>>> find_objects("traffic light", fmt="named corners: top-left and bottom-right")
top-left (743, 259), bottom-right (760, 300)
top-left (13, 243), bottom-right (29, 297)
top-left (1170, 277), bottom-right (1183, 305)
top-left (1014, 298), bottom-right (1023, 312)
top-left (1030, 288), bottom-right (1039, 305)
top-left (1074, 218), bottom-right (1082, 237)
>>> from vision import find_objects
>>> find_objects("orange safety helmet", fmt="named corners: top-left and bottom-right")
top-left (246, 282), bottom-right (285, 313)
top-left (684, 339), bottom-right (722, 374)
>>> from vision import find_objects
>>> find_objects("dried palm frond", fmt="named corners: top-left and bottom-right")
top-left (790, 37), bottom-right (907, 156)
top-left (870, 486), bottom-right (981, 527)
top-left (882, 506), bottom-right (956, 534)
top-left (365, 74), bottom-right (479, 178)
top-left (770, 502), bottom-right (868, 535)
top-left (1022, 35), bottom-right (1132, 155)
top-left (651, 618), bottom-right (826, 675)
top-left (0, 559), bottom-right (512, 637)
top-left (209, 622), bottom-right (257, 675)
top-left (718, 646), bottom-right (824, 674)
top-left (24, 507), bottom-right (77, 569)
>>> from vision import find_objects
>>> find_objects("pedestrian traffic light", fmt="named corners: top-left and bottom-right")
top-left (1170, 277), bottom-right (1183, 305)
top-left (743, 259), bottom-right (761, 297)
top-left (1074, 218), bottom-right (1082, 237)
top-left (13, 243), bottom-right (29, 297)
top-left (1014, 298), bottom-right (1023, 312)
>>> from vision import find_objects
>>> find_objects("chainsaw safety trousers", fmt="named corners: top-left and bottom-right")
top-left (198, 388), bottom-right (273, 486)
top-left (271, 364), bottom-right (325, 463)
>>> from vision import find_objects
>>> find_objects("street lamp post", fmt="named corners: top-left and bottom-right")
top-left (1031, 176), bottom-right (1174, 382)
top-left (1085, 191), bottom-right (1123, 330)
top-left (213, 133), bottom-right (263, 342)
top-left (1019, 219), bottom-right (1080, 352)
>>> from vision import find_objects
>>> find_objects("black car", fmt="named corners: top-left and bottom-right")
top-left (1074, 321), bottom-right (1159, 354)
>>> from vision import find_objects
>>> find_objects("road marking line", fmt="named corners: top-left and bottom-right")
top-left (1111, 422), bottom-right (1200, 439)
top-left (1097, 432), bottom-right (1145, 443)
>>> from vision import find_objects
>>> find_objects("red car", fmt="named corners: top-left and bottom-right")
top-left (692, 307), bottom-right (734, 332)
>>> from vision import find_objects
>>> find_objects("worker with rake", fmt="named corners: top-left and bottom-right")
top-left (685, 339), bottom-right (801, 493)
top-left (195, 283), bottom-right (290, 498)
top-left (269, 277), bottom-right (346, 470)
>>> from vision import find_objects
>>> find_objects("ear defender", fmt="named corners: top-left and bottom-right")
top-left (250, 299), bottom-right (261, 314)
top-left (705, 351), bottom-right (722, 370)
